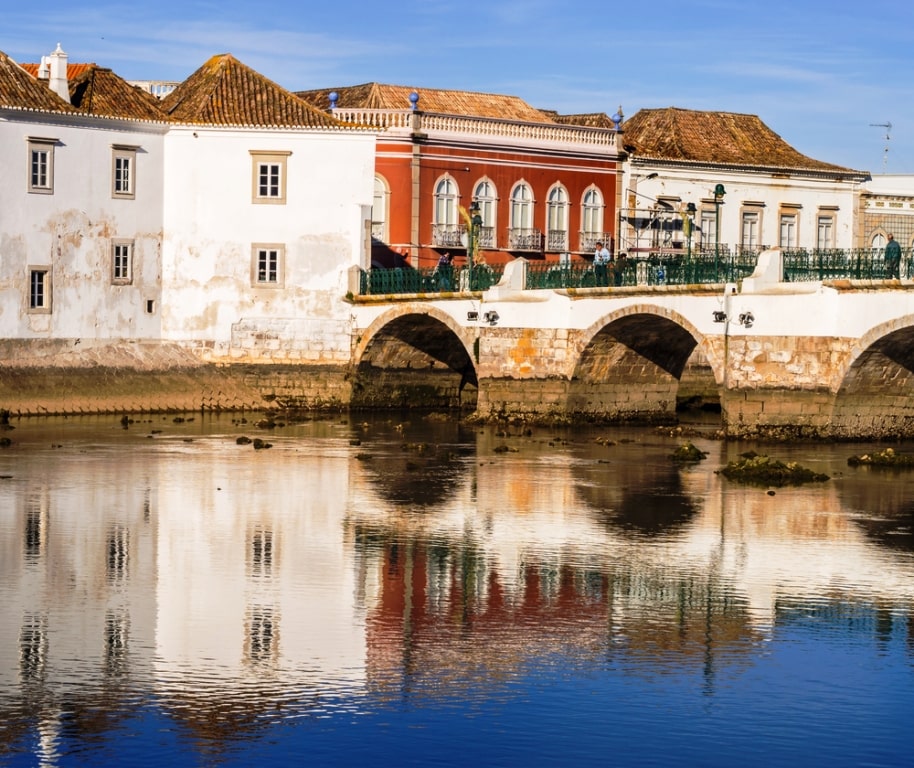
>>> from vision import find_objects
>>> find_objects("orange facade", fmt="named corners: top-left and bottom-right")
top-left (372, 136), bottom-right (619, 270)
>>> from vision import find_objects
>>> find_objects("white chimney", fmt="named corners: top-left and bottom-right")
top-left (48, 43), bottom-right (70, 103)
top-left (38, 56), bottom-right (50, 80)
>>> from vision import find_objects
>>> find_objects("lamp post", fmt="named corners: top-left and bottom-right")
top-left (713, 184), bottom-right (726, 281)
top-left (684, 202), bottom-right (697, 259)
top-left (467, 201), bottom-right (482, 290)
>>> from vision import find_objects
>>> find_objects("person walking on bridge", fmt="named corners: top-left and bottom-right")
top-left (885, 233), bottom-right (902, 279)
top-left (593, 241), bottom-right (612, 286)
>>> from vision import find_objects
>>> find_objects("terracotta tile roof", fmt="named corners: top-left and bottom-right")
top-left (0, 50), bottom-right (74, 112)
top-left (542, 110), bottom-right (618, 129)
top-left (19, 62), bottom-right (96, 80)
top-left (297, 82), bottom-right (556, 124)
top-left (162, 54), bottom-right (342, 128)
top-left (67, 66), bottom-right (167, 120)
top-left (622, 106), bottom-right (861, 174)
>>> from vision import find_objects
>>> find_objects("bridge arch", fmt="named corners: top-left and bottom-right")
top-left (831, 314), bottom-right (914, 438)
top-left (352, 304), bottom-right (478, 410)
top-left (567, 304), bottom-right (717, 422)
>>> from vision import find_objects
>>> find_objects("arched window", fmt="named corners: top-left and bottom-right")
top-left (434, 177), bottom-right (459, 226)
top-left (473, 179), bottom-right (497, 248)
top-left (371, 175), bottom-right (389, 242)
top-left (872, 232), bottom-right (887, 252)
top-left (581, 187), bottom-right (604, 242)
top-left (546, 185), bottom-right (569, 251)
top-left (509, 182), bottom-right (537, 250)
top-left (432, 177), bottom-right (461, 247)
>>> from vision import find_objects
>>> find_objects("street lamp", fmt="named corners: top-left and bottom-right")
top-left (713, 184), bottom-right (726, 281)
top-left (684, 202), bottom-right (697, 259)
top-left (467, 201), bottom-right (483, 289)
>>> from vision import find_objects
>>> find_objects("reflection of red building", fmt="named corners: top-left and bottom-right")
top-left (355, 531), bottom-right (761, 696)
top-left (298, 84), bottom-right (623, 269)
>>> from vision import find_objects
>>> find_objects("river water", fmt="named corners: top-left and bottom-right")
top-left (0, 413), bottom-right (912, 767)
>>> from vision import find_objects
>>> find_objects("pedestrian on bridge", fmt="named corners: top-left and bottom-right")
top-left (885, 233), bottom-right (902, 279)
top-left (593, 241), bottom-right (612, 286)
top-left (613, 253), bottom-right (627, 287)
top-left (436, 252), bottom-right (454, 290)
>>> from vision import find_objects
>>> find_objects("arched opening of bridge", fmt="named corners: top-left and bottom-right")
top-left (568, 313), bottom-right (705, 423)
top-left (351, 313), bottom-right (477, 411)
top-left (833, 325), bottom-right (914, 439)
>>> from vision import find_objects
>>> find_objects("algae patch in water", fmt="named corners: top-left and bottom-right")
top-left (717, 451), bottom-right (830, 487)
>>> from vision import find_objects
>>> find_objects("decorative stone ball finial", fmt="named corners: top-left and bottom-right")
top-left (409, 91), bottom-right (419, 111)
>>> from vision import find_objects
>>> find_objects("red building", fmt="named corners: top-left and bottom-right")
top-left (298, 83), bottom-right (624, 270)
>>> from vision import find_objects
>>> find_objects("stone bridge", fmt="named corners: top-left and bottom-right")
top-left (349, 252), bottom-right (914, 440)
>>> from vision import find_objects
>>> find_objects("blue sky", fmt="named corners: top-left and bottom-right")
top-left (5, 0), bottom-right (913, 174)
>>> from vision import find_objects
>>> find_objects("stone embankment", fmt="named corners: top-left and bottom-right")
top-left (0, 340), bottom-right (350, 417)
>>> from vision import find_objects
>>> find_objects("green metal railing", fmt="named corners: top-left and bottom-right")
top-left (359, 264), bottom-right (503, 295)
top-left (357, 248), bottom-right (911, 296)
top-left (782, 248), bottom-right (911, 281)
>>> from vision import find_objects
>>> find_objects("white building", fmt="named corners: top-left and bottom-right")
top-left (616, 107), bottom-right (870, 257)
top-left (0, 46), bottom-right (376, 364)
top-left (0, 45), bottom-right (167, 342)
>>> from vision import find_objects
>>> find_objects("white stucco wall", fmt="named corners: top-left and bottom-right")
top-left (160, 126), bottom-right (375, 358)
top-left (0, 111), bottom-right (166, 341)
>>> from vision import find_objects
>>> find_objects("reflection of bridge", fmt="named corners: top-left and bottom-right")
top-left (349, 250), bottom-right (914, 439)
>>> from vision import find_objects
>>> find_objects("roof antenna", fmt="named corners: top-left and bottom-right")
top-left (870, 121), bottom-right (892, 172)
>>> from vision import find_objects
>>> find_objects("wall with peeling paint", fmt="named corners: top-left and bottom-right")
top-left (160, 126), bottom-right (376, 362)
top-left (0, 111), bottom-right (167, 341)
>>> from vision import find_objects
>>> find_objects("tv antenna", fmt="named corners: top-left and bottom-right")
top-left (870, 121), bottom-right (892, 171)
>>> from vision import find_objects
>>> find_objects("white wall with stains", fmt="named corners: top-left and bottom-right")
top-left (0, 112), bottom-right (167, 341)
top-left (160, 126), bottom-right (376, 361)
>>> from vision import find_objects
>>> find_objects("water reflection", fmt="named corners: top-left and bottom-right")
top-left (0, 416), bottom-right (912, 766)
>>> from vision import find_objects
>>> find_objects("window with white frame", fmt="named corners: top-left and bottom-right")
top-left (816, 214), bottom-right (835, 250)
top-left (779, 212), bottom-right (798, 248)
top-left (546, 186), bottom-right (568, 250)
top-left (741, 211), bottom-right (760, 250)
top-left (252, 244), bottom-right (284, 286)
top-left (112, 240), bottom-right (134, 284)
top-left (510, 182), bottom-right (533, 229)
top-left (112, 145), bottom-right (138, 199)
top-left (371, 175), bottom-right (389, 241)
top-left (28, 138), bottom-right (56, 194)
top-left (871, 232), bottom-right (887, 251)
top-left (700, 210), bottom-right (717, 248)
top-left (28, 268), bottom-right (51, 312)
top-left (250, 150), bottom-right (291, 204)
top-left (473, 179), bottom-right (497, 247)
top-left (582, 188), bottom-right (603, 236)
top-left (434, 177), bottom-right (459, 227)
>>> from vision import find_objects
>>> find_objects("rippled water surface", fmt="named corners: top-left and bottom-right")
top-left (1, 413), bottom-right (912, 767)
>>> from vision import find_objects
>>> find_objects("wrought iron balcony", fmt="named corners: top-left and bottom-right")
top-left (508, 228), bottom-right (543, 252)
top-left (432, 223), bottom-right (468, 249)
top-left (579, 231), bottom-right (613, 253)
top-left (477, 226), bottom-right (496, 249)
top-left (546, 230), bottom-right (568, 252)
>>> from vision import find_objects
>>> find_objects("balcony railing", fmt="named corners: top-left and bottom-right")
top-left (432, 223), bottom-right (467, 249)
top-left (477, 226), bottom-right (496, 249)
top-left (508, 228), bottom-right (543, 252)
top-left (546, 230), bottom-right (568, 252)
top-left (359, 264), bottom-right (504, 295)
top-left (579, 232), bottom-right (613, 253)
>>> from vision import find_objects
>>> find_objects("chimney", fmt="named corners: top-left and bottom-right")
top-left (38, 56), bottom-right (50, 80)
top-left (48, 43), bottom-right (70, 103)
